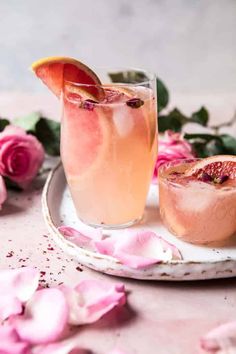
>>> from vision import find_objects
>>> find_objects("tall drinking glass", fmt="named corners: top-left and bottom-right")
top-left (61, 68), bottom-right (157, 228)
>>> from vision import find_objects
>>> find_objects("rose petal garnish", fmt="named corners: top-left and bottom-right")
top-left (12, 288), bottom-right (68, 344)
top-left (58, 226), bottom-right (102, 249)
top-left (200, 321), bottom-right (236, 352)
top-left (126, 98), bottom-right (144, 108)
top-left (0, 267), bottom-right (39, 321)
top-left (33, 339), bottom-right (89, 354)
top-left (95, 230), bottom-right (182, 269)
top-left (80, 99), bottom-right (97, 111)
top-left (199, 172), bottom-right (213, 183)
top-left (59, 280), bottom-right (126, 325)
top-left (0, 325), bottom-right (29, 354)
top-left (214, 175), bottom-right (229, 184)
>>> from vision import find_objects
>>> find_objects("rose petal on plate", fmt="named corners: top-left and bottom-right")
top-left (33, 338), bottom-right (89, 354)
top-left (95, 230), bottom-right (182, 269)
top-left (201, 321), bottom-right (236, 352)
top-left (59, 280), bottom-right (126, 325)
top-left (58, 226), bottom-right (103, 249)
top-left (12, 288), bottom-right (69, 344)
top-left (0, 325), bottom-right (29, 354)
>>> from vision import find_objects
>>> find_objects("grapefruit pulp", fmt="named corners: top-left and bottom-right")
top-left (185, 155), bottom-right (236, 180)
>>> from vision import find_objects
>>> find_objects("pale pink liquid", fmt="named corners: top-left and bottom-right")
top-left (159, 161), bottom-right (236, 244)
top-left (61, 85), bottom-right (157, 227)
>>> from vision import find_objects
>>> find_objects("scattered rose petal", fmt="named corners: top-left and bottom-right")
top-left (95, 230), bottom-right (182, 269)
top-left (0, 267), bottom-right (39, 321)
top-left (58, 226), bottom-right (102, 249)
top-left (60, 280), bottom-right (126, 325)
top-left (0, 175), bottom-right (7, 209)
top-left (12, 288), bottom-right (69, 344)
top-left (201, 321), bottom-right (236, 352)
top-left (0, 296), bottom-right (22, 322)
top-left (33, 338), bottom-right (89, 354)
top-left (0, 325), bottom-right (29, 354)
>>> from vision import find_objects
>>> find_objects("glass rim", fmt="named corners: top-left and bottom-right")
top-left (64, 66), bottom-right (156, 87)
top-left (158, 158), bottom-right (236, 192)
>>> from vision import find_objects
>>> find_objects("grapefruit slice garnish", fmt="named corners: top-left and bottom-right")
top-left (61, 96), bottom-right (110, 177)
top-left (185, 155), bottom-right (236, 180)
top-left (31, 56), bottom-right (104, 100)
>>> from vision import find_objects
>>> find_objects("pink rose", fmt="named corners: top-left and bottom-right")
top-left (0, 125), bottom-right (44, 188)
top-left (153, 130), bottom-right (195, 182)
top-left (0, 175), bottom-right (7, 209)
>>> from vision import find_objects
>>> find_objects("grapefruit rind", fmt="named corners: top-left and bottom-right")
top-left (185, 155), bottom-right (236, 179)
top-left (31, 56), bottom-right (104, 100)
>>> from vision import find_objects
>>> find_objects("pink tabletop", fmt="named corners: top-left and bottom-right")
top-left (1, 93), bottom-right (236, 354)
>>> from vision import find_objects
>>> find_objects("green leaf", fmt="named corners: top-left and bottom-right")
top-left (34, 118), bottom-right (61, 156)
top-left (159, 108), bottom-right (187, 132)
top-left (0, 118), bottom-right (10, 132)
top-left (157, 78), bottom-right (169, 113)
top-left (4, 177), bottom-right (23, 191)
top-left (184, 133), bottom-right (236, 157)
top-left (190, 106), bottom-right (209, 126)
top-left (184, 133), bottom-right (220, 142)
top-left (220, 134), bottom-right (236, 155)
top-left (13, 112), bottom-right (41, 132)
top-left (108, 70), bottom-right (148, 84)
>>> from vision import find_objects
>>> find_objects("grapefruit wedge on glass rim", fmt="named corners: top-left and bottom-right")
top-left (185, 155), bottom-right (236, 180)
top-left (31, 56), bottom-right (105, 100)
top-left (31, 56), bottom-right (109, 176)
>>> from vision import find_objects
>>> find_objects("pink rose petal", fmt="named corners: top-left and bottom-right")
top-left (109, 350), bottom-right (128, 354)
top-left (58, 226), bottom-right (102, 249)
top-left (95, 230), bottom-right (182, 269)
top-left (0, 175), bottom-right (7, 209)
top-left (0, 296), bottom-right (22, 322)
top-left (12, 288), bottom-right (69, 344)
top-left (0, 267), bottom-right (39, 321)
top-left (60, 280), bottom-right (126, 325)
top-left (33, 339), bottom-right (89, 354)
top-left (201, 321), bottom-right (236, 352)
top-left (0, 325), bottom-right (29, 354)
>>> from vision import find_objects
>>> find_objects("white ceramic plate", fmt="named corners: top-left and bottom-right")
top-left (42, 163), bottom-right (236, 281)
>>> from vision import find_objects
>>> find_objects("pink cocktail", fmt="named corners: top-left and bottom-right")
top-left (159, 158), bottom-right (236, 244)
top-left (61, 69), bottom-right (157, 228)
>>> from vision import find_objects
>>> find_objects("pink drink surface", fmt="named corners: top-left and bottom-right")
top-left (159, 161), bottom-right (236, 244)
top-left (61, 85), bottom-right (157, 227)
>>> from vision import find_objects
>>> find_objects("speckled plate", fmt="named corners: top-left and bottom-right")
top-left (42, 163), bottom-right (236, 281)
